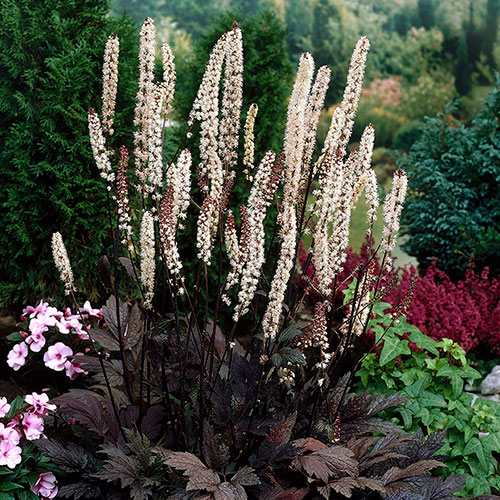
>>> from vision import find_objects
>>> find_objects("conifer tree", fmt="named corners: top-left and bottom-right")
top-left (0, 0), bottom-right (137, 306)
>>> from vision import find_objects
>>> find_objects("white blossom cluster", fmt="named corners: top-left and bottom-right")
top-left (262, 53), bottom-right (315, 340)
top-left (51, 232), bottom-right (76, 296)
top-left (101, 34), bottom-right (119, 136)
top-left (140, 211), bottom-right (156, 308)
top-left (243, 103), bottom-right (258, 181)
top-left (134, 18), bottom-right (156, 190)
top-left (88, 109), bottom-right (115, 186)
top-left (382, 169), bottom-right (408, 253)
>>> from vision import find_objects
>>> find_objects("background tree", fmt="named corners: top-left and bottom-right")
top-left (0, 0), bottom-right (138, 307)
top-left (399, 81), bottom-right (500, 278)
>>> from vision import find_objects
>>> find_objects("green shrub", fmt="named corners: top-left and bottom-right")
top-left (353, 292), bottom-right (500, 497)
top-left (398, 79), bottom-right (500, 277)
top-left (0, 0), bottom-right (138, 307)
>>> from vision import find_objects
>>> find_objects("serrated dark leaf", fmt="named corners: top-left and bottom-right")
top-left (88, 328), bottom-right (120, 351)
top-left (118, 257), bottom-right (136, 279)
top-left (383, 460), bottom-right (445, 485)
top-left (278, 321), bottom-right (307, 342)
top-left (141, 406), bottom-right (164, 441)
top-left (58, 482), bottom-right (103, 499)
top-left (34, 438), bottom-right (95, 473)
top-left (102, 295), bottom-right (129, 337)
top-left (231, 466), bottom-right (260, 486)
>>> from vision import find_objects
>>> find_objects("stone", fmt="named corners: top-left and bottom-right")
top-left (480, 365), bottom-right (500, 395)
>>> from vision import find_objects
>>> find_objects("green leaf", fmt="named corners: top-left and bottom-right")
top-left (407, 326), bottom-right (439, 355)
top-left (6, 332), bottom-right (23, 342)
top-left (5, 396), bottom-right (24, 420)
top-left (278, 347), bottom-right (305, 365)
top-left (463, 437), bottom-right (489, 471)
top-left (0, 483), bottom-right (23, 492)
top-left (379, 336), bottom-right (411, 366)
top-left (278, 321), bottom-right (307, 342)
top-left (418, 391), bottom-right (446, 408)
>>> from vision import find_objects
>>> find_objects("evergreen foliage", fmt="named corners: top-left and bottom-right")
top-left (455, 31), bottom-right (472, 95)
top-left (399, 80), bottom-right (500, 278)
top-left (0, 0), bottom-right (138, 307)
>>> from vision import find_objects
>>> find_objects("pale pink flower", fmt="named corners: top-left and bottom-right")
top-left (23, 300), bottom-right (49, 318)
top-left (25, 330), bottom-right (46, 352)
top-left (0, 423), bottom-right (20, 446)
top-left (43, 342), bottom-right (73, 371)
top-left (64, 360), bottom-right (86, 380)
top-left (0, 397), bottom-right (10, 418)
top-left (7, 342), bottom-right (28, 371)
top-left (79, 301), bottom-right (101, 318)
top-left (0, 439), bottom-right (22, 469)
top-left (31, 472), bottom-right (58, 499)
top-left (25, 393), bottom-right (56, 415)
top-left (22, 412), bottom-right (44, 440)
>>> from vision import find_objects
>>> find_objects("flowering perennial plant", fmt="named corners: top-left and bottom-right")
top-left (8, 18), bottom-right (458, 500)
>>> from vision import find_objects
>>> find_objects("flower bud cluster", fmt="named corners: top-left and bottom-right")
top-left (101, 34), bottom-right (119, 136)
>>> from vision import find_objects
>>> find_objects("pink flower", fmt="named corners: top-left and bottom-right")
top-left (26, 330), bottom-right (46, 353)
top-left (43, 342), bottom-right (73, 371)
top-left (64, 360), bottom-right (86, 380)
top-left (31, 472), bottom-right (58, 499)
top-left (23, 300), bottom-right (49, 318)
top-left (0, 439), bottom-right (22, 469)
top-left (25, 393), bottom-right (56, 415)
top-left (79, 300), bottom-right (101, 318)
top-left (0, 423), bottom-right (20, 445)
top-left (22, 413), bottom-right (44, 440)
top-left (56, 317), bottom-right (84, 337)
top-left (0, 397), bottom-right (10, 418)
top-left (7, 342), bottom-right (28, 371)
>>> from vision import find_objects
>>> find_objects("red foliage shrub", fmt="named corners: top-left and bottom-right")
top-left (298, 240), bottom-right (500, 355)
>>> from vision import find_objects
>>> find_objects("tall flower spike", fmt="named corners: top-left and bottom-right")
top-left (262, 54), bottom-right (314, 340)
top-left (145, 84), bottom-right (168, 198)
top-left (328, 150), bottom-right (358, 276)
top-left (312, 150), bottom-right (344, 296)
top-left (351, 124), bottom-right (379, 226)
top-left (140, 211), bottom-right (156, 308)
top-left (232, 152), bottom-right (281, 318)
top-left (161, 43), bottom-right (176, 116)
top-left (219, 24), bottom-right (243, 168)
top-left (243, 103), bottom-right (258, 181)
top-left (116, 146), bottom-right (132, 247)
top-left (88, 109), bottom-right (115, 186)
top-left (51, 232), bottom-right (76, 295)
top-left (381, 169), bottom-right (407, 254)
top-left (318, 37), bottom-right (370, 165)
top-left (159, 187), bottom-right (182, 275)
top-left (101, 34), bottom-right (119, 136)
top-left (134, 17), bottom-right (156, 190)
top-left (300, 65), bottom-right (331, 191)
